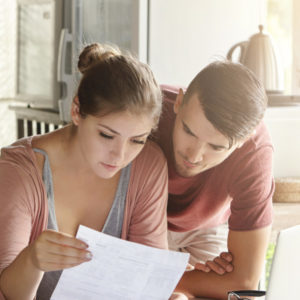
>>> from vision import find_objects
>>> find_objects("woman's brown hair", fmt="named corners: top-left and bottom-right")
top-left (76, 43), bottom-right (162, 127)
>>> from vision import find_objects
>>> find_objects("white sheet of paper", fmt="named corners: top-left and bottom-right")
top-left (51, 225), bottom-right (189, 300)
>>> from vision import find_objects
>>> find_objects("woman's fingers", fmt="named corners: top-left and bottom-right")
top-left (39, 260), bottom-right (88, 272)
top-left (41, 240), bottom-right (92, 259)
top-left (35, 252), bottom-right (91, 271)
top-left (29, 230), bottom-right (92, 272)
top-left (37, 249), bottom-right (92, 264)
top-left (42, 230), bottom-right (89, 249)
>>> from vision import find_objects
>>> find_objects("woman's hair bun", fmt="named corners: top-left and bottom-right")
top-left (78, 43), bottom-right (121, 74)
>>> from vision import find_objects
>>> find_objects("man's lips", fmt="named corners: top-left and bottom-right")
top-left (182, 159), bottom-right (198, 168)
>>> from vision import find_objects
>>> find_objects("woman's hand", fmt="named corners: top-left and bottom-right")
top-left (28, 229), bottom-right (92, 272)
top-left (194, 252), bottom-right (233, 275)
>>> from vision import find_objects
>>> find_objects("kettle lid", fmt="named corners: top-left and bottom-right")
top-left (250, 24), bottom-right (269, 40)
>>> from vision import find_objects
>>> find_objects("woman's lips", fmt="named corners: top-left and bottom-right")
top-left (101, 162), bottom-right (118, 171)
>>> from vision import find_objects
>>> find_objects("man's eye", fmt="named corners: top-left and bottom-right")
top-left (183, 125), bottom-right (193, 135)
top-left (100, 132), bottom-right (113, 139)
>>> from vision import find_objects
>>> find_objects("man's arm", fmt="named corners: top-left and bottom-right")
top-left (175, 226), bottom-right (271, 300)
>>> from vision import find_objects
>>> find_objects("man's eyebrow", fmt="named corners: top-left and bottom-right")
top-left (182, 120), bottom-right (229, 149)
top-left (98, 124), bottom-right (150, 138)
top-left (182, 120), bottom-right (198, 137)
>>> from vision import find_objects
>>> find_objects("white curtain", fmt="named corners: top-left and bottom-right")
top-left (0, 0), bottom-right (16, 98)
top-left (292, 0), bottom-right (300, 94)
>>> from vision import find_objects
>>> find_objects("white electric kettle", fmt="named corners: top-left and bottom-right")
top-left (227, 25), bottom-right (283, 94)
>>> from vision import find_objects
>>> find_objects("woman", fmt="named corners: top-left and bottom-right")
top-left (0, 44), bottom-right (168, 299)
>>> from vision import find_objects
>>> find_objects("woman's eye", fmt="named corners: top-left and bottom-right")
top-left (211, 145), bottom-right (223, 151)
top-left (132, 139), bottom-right (146, 145)
top-left (100, 132), bottom-right (113, 139)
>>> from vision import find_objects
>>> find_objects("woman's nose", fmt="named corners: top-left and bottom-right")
top-left (110, 142), bottom-right (126, 163)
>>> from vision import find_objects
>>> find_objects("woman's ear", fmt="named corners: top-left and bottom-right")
top-left (71, 97), bottom-right (81, 125)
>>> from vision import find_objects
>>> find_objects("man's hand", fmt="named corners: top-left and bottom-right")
top-left (194, 252), bottom-right (233, 275)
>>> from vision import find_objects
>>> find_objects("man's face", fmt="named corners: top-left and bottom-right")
top-left (172, 91), bottom-right (244, 177)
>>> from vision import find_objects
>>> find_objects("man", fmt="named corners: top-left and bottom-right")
top-left (155, 61), bottom-right (274, 299)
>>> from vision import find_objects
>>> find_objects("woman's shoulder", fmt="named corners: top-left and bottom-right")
top-left (134, 140), bottom-right (167, 168)
top-left (129, 140), bottom-right (168, 190)
top-left (0, 136), bottom-right (45, 203)
top-left (0, 137), bottom-right (43, 189)
top-left (2, 129), bottom-right (64, 171)
top-left (1, 137), bottom-right (35, 166)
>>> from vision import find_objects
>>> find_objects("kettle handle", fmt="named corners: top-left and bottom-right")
top-left (227, 41), bottom-right (248, 61)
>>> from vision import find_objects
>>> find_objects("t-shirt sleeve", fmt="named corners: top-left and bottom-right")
top-left (228, 145), bottom-right (274, 231)
top-left (125, 142), bottom-right (169, 249)
top-left (0, 162), bottom-right (34, 272)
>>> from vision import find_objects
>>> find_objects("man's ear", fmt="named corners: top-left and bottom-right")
top-left (174, 88), bottom-right (184, 114)
top-left (71, 96), bottom-right (81, 125)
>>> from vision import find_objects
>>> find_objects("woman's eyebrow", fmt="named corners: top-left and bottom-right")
top-left (98, 124), bottom-right (150, 138)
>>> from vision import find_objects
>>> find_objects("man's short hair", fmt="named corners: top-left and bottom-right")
top-left (183, 61), bottom-right (267, 147)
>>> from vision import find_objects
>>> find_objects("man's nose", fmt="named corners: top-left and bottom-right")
top-left (187, 144), bottom-right (205, 164)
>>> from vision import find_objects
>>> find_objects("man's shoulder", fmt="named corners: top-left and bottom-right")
top-left (254, 120), bottom-right (272, 144)
top-left (222, 121), bottom-right (273, 177)
top-left (243, 121), bottom-right (273, 152)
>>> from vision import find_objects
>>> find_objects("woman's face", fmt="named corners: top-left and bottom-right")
top-left (74, 109), bottom-right (154, 179)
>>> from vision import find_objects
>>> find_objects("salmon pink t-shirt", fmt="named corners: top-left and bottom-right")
top-left (0, 138), bottom-right (168, 299)
top-left (155, 85), bottom-right (274, 232)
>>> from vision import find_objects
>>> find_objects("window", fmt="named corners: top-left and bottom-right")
top-left (267, 0), bottom-right (299, 94)
top-left (0, 0), bottom-right (16, 98)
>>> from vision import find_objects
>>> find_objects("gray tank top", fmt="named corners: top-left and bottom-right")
top-left (34, 148), bottom-right (131, 300)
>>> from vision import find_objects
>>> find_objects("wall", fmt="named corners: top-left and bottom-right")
top-left (149, 0), bottom-right (299, 178)
top-left (0, 101), bottom-right (16, 148)
top-left (149, 0), bottom-right (266, 86)
top-left (264, 106), bottom-right (300, 178)
top-left (0, 0), bottom-right (16, 98)
top-left (0, 1), bottom-right (17, 148)
top-left (292, 0), bottom-right (300, 93)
